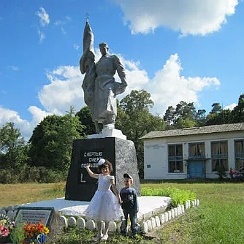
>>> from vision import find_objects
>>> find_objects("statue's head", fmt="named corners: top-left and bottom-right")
top-left (99, 42), bottom-right (108, 48)
top-left (99, 42), bottom-right (109, 56)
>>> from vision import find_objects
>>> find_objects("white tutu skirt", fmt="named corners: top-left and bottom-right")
top-left (85, 189), bottom-right (123, 222)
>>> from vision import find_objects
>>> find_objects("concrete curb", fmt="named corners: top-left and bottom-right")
top-left (0, 198), bottom-right (200, 234)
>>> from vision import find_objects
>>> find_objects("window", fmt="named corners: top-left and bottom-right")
top-left (189, 142), bottom-right (205, 158)
top-left (211, 141), bottom-right (228, 171)
top-left (168, 144), bottom-right (183, 173)
top-left (235, 140), bottom-right (244, 170)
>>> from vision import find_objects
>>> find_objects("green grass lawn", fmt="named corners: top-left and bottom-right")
top-left (146, 181), bottom-right (244, 244)
top-left (1, 181), bottom-right (243, 243)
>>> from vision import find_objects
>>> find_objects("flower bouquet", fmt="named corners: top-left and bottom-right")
top-left (22, 222), bottom-right (49, 244)
top-left (0, 214), bottom-right (50, 244)
top-left (0, 213), bottom-right (14, 243)
top-left (9, 221), bottom-right (49, 244)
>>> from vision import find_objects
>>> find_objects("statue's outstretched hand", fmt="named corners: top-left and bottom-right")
top-left (114, 82), bottom-right (127, 95)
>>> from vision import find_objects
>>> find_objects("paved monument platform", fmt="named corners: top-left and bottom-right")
top-left (22, 196), bottom-right (171, 220)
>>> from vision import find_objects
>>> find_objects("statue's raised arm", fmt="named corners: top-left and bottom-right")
top-left (80, 21), bottom-right (127, 133)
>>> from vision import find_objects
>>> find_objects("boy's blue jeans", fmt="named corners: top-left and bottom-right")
top-left (120, 209), bottom-right (139, 234)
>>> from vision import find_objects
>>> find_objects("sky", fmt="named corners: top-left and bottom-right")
top-left (1, 0), bottom-right (244, 140)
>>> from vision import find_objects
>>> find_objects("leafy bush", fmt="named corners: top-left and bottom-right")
top-left (215, 165), bottom-right (227, 180)
top-left (0, 170), bottom-right (10, 183)
top-left (141, 187), bottom-right (196, 207)
top-left (0, 166), bottom-right (67, 184)
top-left (25, 167), bottom-right (66, 183)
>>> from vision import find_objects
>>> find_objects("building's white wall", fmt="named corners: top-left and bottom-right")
top-left (204, 140), bottom-right (213, 178)
top-left (228, 138), bottom-right (236, 169)
top-left (144, 138), bottom-right (187, 180)
top-left (144, 131), bottom-right (244, 180)
top-left (144, 139), bottom-right (166, 179)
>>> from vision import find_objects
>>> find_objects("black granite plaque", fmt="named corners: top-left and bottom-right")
top-left (65, 137), bottom-right (140, 201)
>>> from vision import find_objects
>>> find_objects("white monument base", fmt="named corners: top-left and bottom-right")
top-left (87, 127), bottom-right (127, 140)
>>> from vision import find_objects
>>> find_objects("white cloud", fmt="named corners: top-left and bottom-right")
top-left (73, 44), bottom-right (80, 51)
top-left (0, 106), bottom-right (50, 140)
top-left (143, 54), bottom-right (220, 114)
top-left (36, 7), bottom-right (49, 42)
top-left (224, 103), bottom-right (237, 110)
top-left (54, 16), bottom-right (71, 34)
top-left (36, 7), bottom-right (50, 27)
top-left (114, 0), bottom-right (238, 35)
top-left (38, 29), bottom-right (45, 43)
top-left (38, 66), bottom-right (84, 115)
top-left (28, 106), bottom-right (51, 125)
top-left (0, 107), bottom-right (22, 124)
top-left (54, 16), bottom-right (71, 26)
top-left (0, 107), bottom-right (31, 140)
top-left (0, 52), bottom-right (220, 140)
top-left (114, 57), bottom-right (150, 92)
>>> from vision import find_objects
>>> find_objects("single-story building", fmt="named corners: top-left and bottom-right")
top-left (141, 123), bottom-right (244, 179)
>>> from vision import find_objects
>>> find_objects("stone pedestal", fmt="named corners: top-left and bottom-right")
top-left (87, 127), bottom-right (127, 140)
top-left (65, 137), bottom-right (140, 201)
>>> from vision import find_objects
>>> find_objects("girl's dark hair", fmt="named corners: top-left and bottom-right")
top-left (98, 159), bottom-right (113, 173)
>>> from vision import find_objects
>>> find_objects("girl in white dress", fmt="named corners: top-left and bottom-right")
top-left (85, 158), bottom-right (123, 241)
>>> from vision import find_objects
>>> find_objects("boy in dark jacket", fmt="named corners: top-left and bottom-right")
top-left (120, 173), bottom-right (139, 236)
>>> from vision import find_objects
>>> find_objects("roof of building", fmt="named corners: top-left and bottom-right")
top-left (141, 122), bottom-right (244, 139)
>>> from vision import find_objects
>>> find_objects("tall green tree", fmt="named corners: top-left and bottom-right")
top-left (205, 103), bottom-right (222, 125)
top-left (29, 109), bottom-right (84, 171)
top-left (119, 90), bottom-right (154, 113)
top-left (174, 101), bottom-right (197, 128)
top-left (209, 102), bottom-right (222, 114)
top-left (117, 90), bottom-right (165, 177)
top-left (0, 122), bottom-right (28, 169)
top-left (164, 101), bottom-right (198, 129)
top-left (163, 106), bottom-right (176, 129)
top-left (231, 94), bottom-right (244, 123)
top-left (76, 106), bottom-right (96, 136)
top-left (195, 109), bottom-right (207, 126)
top-left (205, 103), bottom-right (232, 125)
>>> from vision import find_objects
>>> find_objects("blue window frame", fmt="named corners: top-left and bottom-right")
top-left (189, 142), bottom-right (205, 158)
top-left (235, 139), bottom-right (244, 170)
top-left (168, 144), bottom-right (183, 173)
top-left (211, 141), bottom-right (228, 171)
